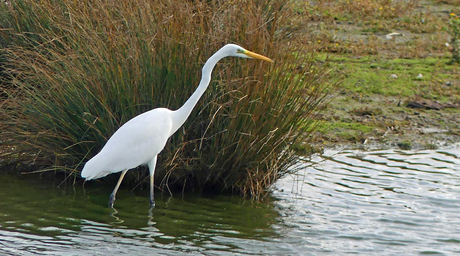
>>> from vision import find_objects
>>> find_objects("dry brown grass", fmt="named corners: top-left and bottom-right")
top-left (0, 0), bottom-right (336, 198)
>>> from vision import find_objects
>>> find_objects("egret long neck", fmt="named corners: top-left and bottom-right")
top-left (170, 52), bottom-right (224, 136)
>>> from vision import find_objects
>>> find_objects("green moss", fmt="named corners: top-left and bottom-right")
top-left (322, 54), bottom-right (460, 100)
top-left (332, 122), bottom-right (374, 133)
top-left (317, 120), bottom-right (375, 142)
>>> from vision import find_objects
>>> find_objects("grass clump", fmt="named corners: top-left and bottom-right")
top-left (0, 0), bottom-right (335, 198)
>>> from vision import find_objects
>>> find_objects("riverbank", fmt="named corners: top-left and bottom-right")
top-left (305, 0), bottom-right (460, 150)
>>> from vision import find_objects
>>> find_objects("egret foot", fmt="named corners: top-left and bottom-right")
top-left (109, 193), bottom-right (116, 208)
top-left (108, 169), bottom-right (127, 208)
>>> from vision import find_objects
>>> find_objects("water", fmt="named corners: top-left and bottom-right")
top-left (1, 146), bottom-right (460, 255)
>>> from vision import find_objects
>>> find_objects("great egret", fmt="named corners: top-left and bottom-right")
top-left (81, 44), bottom-right (272, 208)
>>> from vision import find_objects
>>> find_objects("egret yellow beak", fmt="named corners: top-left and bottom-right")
top-left (244, 50), bottom-right (273, 63)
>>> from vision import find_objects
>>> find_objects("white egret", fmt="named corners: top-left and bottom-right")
top-left (81, 44), bottom-right (272, 208)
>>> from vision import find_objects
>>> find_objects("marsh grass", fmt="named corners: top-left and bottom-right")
top-left (0, 0), bottom-right (335, 198)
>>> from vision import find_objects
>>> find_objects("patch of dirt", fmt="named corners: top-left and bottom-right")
top-left (314, 94), bottom-right (460, 150)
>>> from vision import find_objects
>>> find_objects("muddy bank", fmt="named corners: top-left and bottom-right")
top-left (306, 0), bottom-right (460, 150)
top-left (315, 94), bottom-right (460, 150)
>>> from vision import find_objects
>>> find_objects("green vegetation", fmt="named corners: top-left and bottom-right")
top-left (305, 0), bottom-right (460, 148)
top-left (316, 51), bottom-right (460, 146)
top-left (0, 0), bottom-right (335, 198)
top-left (328, 55), bottom-right (460, 100)
top-left (319, 121), bottom-right (375, 142)
top-left (397, 141), bottom-right (413, 150)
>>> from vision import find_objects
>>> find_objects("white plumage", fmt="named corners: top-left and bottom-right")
top-left (82, 108), bottom-right (173, 179)
top-left (80, 44), bottom-right (272, 208)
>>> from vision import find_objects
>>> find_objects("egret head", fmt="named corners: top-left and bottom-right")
top-left (223, 44), bottom-right (273, 62)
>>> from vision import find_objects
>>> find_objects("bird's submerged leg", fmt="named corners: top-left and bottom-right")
top-left (148, 156), bottom-right (158, 209)
top-left (150, 174), bottom-right (155, 208)
top-left (109, 169), bottom-right (128, 208)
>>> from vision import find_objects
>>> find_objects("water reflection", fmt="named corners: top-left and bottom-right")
top-left (1, 146), bottom-right (460, 255)
top-left (0, 174), bottom-right (278, 255)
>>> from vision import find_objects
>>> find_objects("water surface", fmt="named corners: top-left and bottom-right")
top-left (1, 146), bottom-right (460, 255)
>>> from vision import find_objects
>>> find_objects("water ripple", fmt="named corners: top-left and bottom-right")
top-left (273, 146), bottom-right (460, 255)
top-left (1, 146), bottom-right (460, 255)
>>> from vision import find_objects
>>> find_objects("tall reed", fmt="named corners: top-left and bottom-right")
top-left (0, 0), bottom-right (335, 197)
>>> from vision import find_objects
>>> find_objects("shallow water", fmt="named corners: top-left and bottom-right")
top-left (1, 146), bottom-right (460, 255)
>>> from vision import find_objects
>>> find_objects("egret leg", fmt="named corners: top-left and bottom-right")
top-left (147, 156), bottom-right (158, 209)
top-left (109, 169), bottom-right (128, 208)
top-left (149, 173), bottom-right (155, 209)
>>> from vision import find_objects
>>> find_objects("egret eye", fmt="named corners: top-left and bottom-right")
top-left (236, 49), bottom-right (245, 54)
